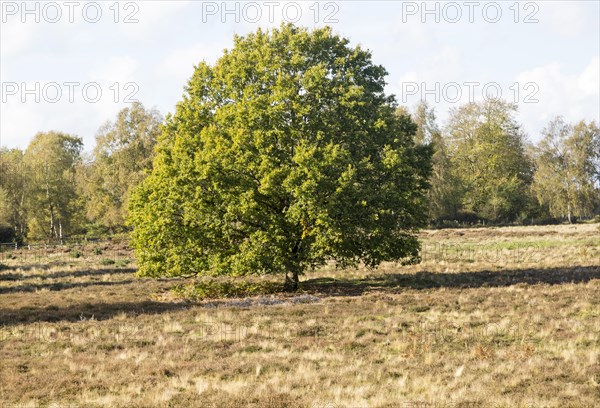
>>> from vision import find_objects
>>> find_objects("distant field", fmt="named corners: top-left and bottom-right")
top-left (1, 224), bottom-right (599, 407)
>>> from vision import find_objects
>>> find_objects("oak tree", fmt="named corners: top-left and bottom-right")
top-left (128, 25), bottom-right (431, 289)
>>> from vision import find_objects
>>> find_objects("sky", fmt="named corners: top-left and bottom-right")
top-left (1, 0), bottom-right (599, 151)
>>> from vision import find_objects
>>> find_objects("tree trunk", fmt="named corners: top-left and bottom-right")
top-left (284, 271), bottom-right (299, 292)
top-left (45, 165), bottom-right (55, 240)
top-left (284, 238), bottom-right (302, 292)
top-left (49, 205), bottom-right (55, 240)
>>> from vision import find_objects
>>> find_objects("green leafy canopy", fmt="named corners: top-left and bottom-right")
top-left (128, 24), bottom-right (431, 286)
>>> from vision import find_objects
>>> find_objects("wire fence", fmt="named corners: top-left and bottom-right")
top-left (0, 238), bottom-right (132, 265)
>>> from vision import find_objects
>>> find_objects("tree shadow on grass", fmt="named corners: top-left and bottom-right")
top-left (2, 265), bottom-right (598, 327)
top-left (0, 262), bottom-right (66, 272)
top-left (301, 265), bottom-right (600, 297)
top-left (0, 267), bottom-right (136, 282)
top-left (44, 267), bottom-right (136, 279)
top-left (0, 271), bottom-right (25, 281)
top-left (0, 300), bottom-right (192, 326)
top-left (0, 279), bottom-right (137, 295)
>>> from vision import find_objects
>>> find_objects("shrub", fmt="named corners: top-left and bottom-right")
top-left (0, 225), bottom-right (16, 243)
top-left (115, 258), bottom-right (130, 267)
top-left (172, 278), bottom-right (283, 300)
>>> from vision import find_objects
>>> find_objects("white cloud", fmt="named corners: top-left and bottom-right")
top-left (90, 56), bottom-right (139, 84)
top-left (115, 1), bottom-right (192, 38)
top-left (86, 57), bottom-right (141, 126)
top-left (157, 42), bottom-right (226, 83)
top-left (515, 57), bottom-right (600, 138)
top-left (0, 103), bottom-right (44, 148)
top-left (398, 47), bottom-right (462, 83)
top-left (389, 17), bottom-right (430, 48)
top-left (0, 82), bottom-right (130, 150)
top-left (394, 46), bottom-right (464, 106)
top-left (138, 1), bottom-right (191, 22)
top-left (578, 56), bottom-right (600, 97)
top-left (0, 19), bottom-right (36, 57)
top-left (541, 2), bottom-right (588, 37)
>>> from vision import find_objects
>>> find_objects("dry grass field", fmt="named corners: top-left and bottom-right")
top-left (1, 224), bottom-right (599, 407)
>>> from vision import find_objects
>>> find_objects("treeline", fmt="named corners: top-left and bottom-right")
top-left (410, 99), bottom-right (600, 226)
top-left (0, 99), bottom-right (598, 243)
top-left (0, 102), bottom-right (162, 243)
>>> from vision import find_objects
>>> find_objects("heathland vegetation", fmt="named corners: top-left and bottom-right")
top-left (1, 25), bottom-right (599, 407)
top-left (0, 224), bottom-right (598, 406)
